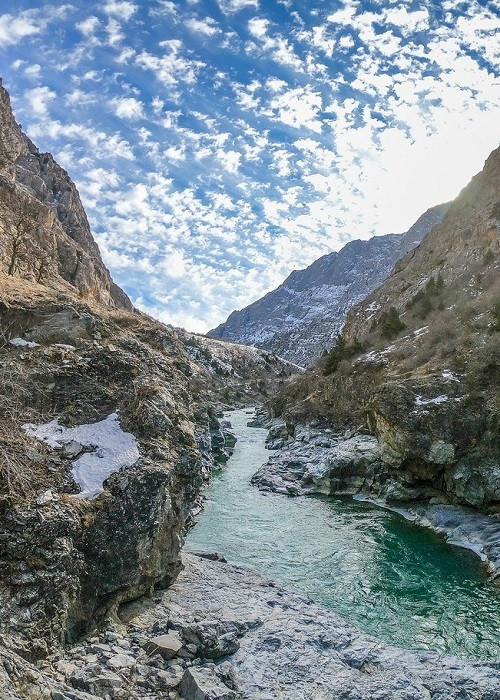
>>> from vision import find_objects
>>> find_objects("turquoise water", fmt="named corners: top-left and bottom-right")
top-left (186, 409), bottom-right (500, 660)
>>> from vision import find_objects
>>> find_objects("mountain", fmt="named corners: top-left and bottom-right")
top-left (0, 78), bottom-right (295, 675)
top-left (272, 143), bottom-right (500, 512)
top-left (209, 203), bottom-right (449, 366)
top-left (0, 79), bottom-right (131, 311)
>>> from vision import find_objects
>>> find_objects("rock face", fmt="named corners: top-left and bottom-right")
top-left (272, 144), bottom-right (500, 518)
top-left (0, 78), bottom-right (131, 309)
top-left (253, 425), bottom-right (383, 496)
top-left (210, 204), bottom-right (449, 366)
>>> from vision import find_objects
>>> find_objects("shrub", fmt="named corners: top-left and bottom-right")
top-left (378, 307), bottom-right (406, 340)
top-left (406, 274), bottom-right (445, 320)
top-left (490, 202), bottom-right (500, 221)
top-left (322, 336), bottom-right (366, 376)
top-left (490, 296), bottom-right (500, 332)
top-left (484, 249), bottom-right (495, 264)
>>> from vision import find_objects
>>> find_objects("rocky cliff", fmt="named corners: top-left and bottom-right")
top-left (210, 204), bottom-right (449, 366)
top-left (0, 78), bottom-right (131, 310)
top-left (271, 144), bottom-right (500, 516)
top-left (0, 80), bottom-right (295, 677)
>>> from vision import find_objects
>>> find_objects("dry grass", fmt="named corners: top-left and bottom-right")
top-left (0, 361), bottom-right (50, 504)
top-left (0, 440), bottom-right (43, 503)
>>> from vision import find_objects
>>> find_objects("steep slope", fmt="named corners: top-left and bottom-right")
top-left (0, 78), bottom-right (131, 310)
top-left (272, 144), bottom-right (500, 512)
top-left (210, 203), bottom-right (449, 366)
top-left (0, 80), bottom-right (295, 666)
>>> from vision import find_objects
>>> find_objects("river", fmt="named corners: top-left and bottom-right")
top-left (186, 409), bottom-right (500, 660)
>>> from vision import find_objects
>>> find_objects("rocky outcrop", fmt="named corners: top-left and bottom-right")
top-left (253, 425), bottom-right (383, 496)
top-left (210, 204), bottom-right (449, 366)
top-left (0, 79), bottom-right (296, 668)
top-left (0, 78), bottom-right (131, 309)
top-left (0, 286), bottom-right (295, 661)
top-left (18, 552), bottom-right (500, 700)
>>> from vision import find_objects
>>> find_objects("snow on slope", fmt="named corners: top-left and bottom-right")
top-left (24, 413), bottom-right (140, 499)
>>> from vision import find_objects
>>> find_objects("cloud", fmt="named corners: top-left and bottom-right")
top-left (24, 63), bottom-right (42, 78)
top-left (114, 183), bottom-right (149, 214)
top-left (8, 0), bottom-right (500, 334)
top-left (248, 17), bottom-right (268, 38)
top-left (136, 40), bottom-right (205, 87)
top-left (266, 86), bottom-right (324, 133)
top-left (150, 1), bottom-right (177, 17)
top-left (186, 17), bottom-right (219, 36)
top-left (110, 96), bottom-right (145, 120)
top-left (247, 17), bottom-right (304, 71)
top-left (24, 86), bottom-right (57, 116)
top-left (218, 0), bottom-right (259, 13)
top-left (76, 16), bottom-right (101, 37)
top-left (0, 5), bottom-right (73, 46)
top-left (382, 7), bottom-right (429, 35)
top-left (102, 1), bottom-right (138, 21)
top-left (0, 11), bottom-right (44, 46)
top-left (27, 119), bottom-right (135, 161)
top-left (217, 149), bottom-right (242, 173)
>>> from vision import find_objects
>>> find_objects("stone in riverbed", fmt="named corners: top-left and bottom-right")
top-left (143, 633), bottom-right (183, 660)
top-left (178, 667), bottom-right (237, 700)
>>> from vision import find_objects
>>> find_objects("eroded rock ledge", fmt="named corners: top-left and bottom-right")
top-left (4, 553), bottom-right (499, 699)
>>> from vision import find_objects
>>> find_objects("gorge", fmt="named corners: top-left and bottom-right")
top-left (0, 75), bottom-right (499, 700)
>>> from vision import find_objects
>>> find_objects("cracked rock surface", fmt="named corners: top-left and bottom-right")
top-left (127, 553), bottom-right (500, 699)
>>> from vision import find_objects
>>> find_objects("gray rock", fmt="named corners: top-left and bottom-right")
top-left (144, 633), bottom-right (183, 660)
top-left (61, 441), bottom-right (85, 459)
top-left (429, 440), bottom-right (455, 464)
top-left (130, 554), bottom-right (500, 700)
top-left (178, 667), bottom-right (237, 700)
top-left (253, 430), bottom-right (382, 496)
top-left (70, 670), bottom-right (122, 698)
top-left (107, 654), bottom-right (135, 670)
top-left (447, 454), bottom-right (500, 507)
top-left (155, 667), bottom-right (185, 691)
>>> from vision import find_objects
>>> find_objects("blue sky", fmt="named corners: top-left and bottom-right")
top-left (1, 0), bottom-right (499, 331)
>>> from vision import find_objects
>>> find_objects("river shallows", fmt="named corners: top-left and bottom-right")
top-left (186, 409), bottom-right (500, 660)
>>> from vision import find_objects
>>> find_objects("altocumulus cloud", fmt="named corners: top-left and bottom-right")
top-left (1, 0), bottom-right (499, 332)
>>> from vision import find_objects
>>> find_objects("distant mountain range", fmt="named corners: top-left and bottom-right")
top-left (209, 203), bottom-right (450, 366)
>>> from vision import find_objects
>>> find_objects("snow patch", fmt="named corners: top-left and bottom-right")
top-left (10, 337), bottom-right (39, 348)
top-left (53, 343), bottom-right (76, 351)
top-left (23, 413), bottom-right (140, 499)
top-left (414, 394), bottom-right (463, 406)
top-left (413, 326), bottom-right (428, 337)
top-left (442, 370), bottom-right (460, 382)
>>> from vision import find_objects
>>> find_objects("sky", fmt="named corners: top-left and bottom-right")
top-left (0, 0), bottom-right (499, 332)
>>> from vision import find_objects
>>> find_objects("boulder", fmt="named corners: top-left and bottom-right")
top-left (178, 667), bottom-right (237, 700)
top-left (253, 430), bottom-right (382, 497)
top-left (143, 633), bottom-right (182, 660)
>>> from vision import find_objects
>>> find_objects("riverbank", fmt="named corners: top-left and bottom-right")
top-left (3, 410), bottom-right (499, 699)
